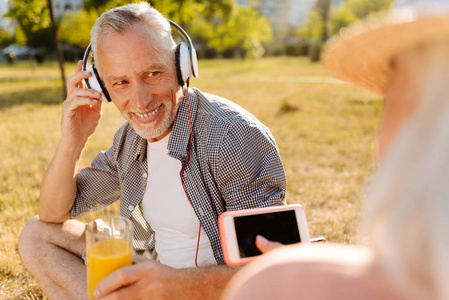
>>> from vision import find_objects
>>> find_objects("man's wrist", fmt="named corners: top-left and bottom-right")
top-left (57, 139), bottom-right (86, 158)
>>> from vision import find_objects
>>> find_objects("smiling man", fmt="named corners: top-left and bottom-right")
top-left (18, 3), bottom-right (286, 299)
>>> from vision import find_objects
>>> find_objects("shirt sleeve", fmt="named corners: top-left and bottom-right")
top-left (216, 122), bottom-right (287, 211)
top-left (71, 139), bottom-right (122, 219)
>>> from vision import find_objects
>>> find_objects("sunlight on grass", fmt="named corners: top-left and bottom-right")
top-left (0, 57), bottom-right (382, 298)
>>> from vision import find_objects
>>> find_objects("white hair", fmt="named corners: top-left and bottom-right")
top-left (361, 40), bottom-right (449, 300)
top-left (90, 2), bottom-right (176, 59)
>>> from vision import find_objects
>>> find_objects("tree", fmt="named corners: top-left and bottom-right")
top-left (296, 0), bottom-right (393, 61)
top-left (82, 0), bottom-right (234, 27)
top-left (315, 0), bottom-right (331, 42)
top-left (329, 0), bottom-right (392, 36)
top-left (297, 9), bottom-right (324, 62)
top-left (59, 9), bottom-right (98, 49)
top-left (6, 0), bottom-right (50, 67)
top-left (151, 0), bottom-right (234, 28)
top-left (205, 6), bottom-right (272, 59)
top-left (343, 0), bottom-right (392, 18)
top-left (48, 0), bottom-right (67, 96)
top-left (329, 4), bottom-right (358, 36)
top-left (0, 29), bottom-right (14, 48)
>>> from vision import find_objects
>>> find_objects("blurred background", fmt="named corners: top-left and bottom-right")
top-left (0, 0), bottom-right (392, 67)
top-left (1, 0), bottom-right (391, 298)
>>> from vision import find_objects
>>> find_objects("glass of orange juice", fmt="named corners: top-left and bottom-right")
top-left (86, 216), bottom-right (133, 299)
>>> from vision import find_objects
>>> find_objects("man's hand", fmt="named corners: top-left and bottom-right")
top-left (92, 256), bottom-right (239, 300)
top-left (93, 259), bottom-right (173, 300)
top-left (61, 60), bottom-right (104, 149)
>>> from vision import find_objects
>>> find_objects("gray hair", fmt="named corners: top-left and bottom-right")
top-left (90, 2), bottom-right (176, 59)
top-left (361, 40), bottom-right (449, 300)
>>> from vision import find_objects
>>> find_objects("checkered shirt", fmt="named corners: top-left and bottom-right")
top-left (71, 87), bottom-right (287, 264)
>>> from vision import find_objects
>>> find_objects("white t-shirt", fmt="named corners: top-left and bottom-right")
top-left (141, 134), bottom-right (216, 268)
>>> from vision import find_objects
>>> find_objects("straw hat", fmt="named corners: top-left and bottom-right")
top-left (322, 0), bottom-right (449, 95)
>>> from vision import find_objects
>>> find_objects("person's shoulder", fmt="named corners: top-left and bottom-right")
top-left (222, 244), bottom-right (409, 300)
top-left (193, 87), bottom-right (261, 126)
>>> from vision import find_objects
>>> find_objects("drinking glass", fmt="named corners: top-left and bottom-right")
top-left (86, 216), bottom-right (133, 299)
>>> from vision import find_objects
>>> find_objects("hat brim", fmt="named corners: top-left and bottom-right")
top-left (322, 13), bottom-right (449, 94)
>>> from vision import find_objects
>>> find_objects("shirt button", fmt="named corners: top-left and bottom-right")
top-left (128, 205), bottom-right (134, 211)
top-left (142, 172), bottom-right (148, 178)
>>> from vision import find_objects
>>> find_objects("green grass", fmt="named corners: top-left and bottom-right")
top-left (0, 57), bottom-right (382, 299)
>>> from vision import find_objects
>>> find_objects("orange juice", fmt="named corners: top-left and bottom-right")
top-left (87, 239), bottom-right (132, 299)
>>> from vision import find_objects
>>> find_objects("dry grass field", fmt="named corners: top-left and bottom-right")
top-left (0, 57), bottom-right (382, 299)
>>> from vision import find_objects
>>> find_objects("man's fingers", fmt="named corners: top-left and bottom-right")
top-left (94, 268), bottom-right (133, 299)
top-left (94, 263), bottom-right (154, 299)
top-left (67, 60), bottom-right (94, 94)
top-left (67, 71), bottom-right (92, 90)
top-left (75, 60), bottom-right (83, 72)
top-left (62, 95), bottom-right (101, 112)
top-left (65, 88), bottom-right (102, 104)
top-left (95, 279), bottom-right (163, 300)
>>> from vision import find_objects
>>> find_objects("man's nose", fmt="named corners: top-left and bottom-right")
top-left (133, 83), bottom-right (152, 109)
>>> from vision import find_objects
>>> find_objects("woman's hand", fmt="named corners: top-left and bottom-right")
top-left (255, 235), bottom-right (283, 254)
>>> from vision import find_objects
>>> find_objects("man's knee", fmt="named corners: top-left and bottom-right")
top-left (18, 215), bottom-right (49, 265)
top-left (19, 216), bottom-right (86, 265)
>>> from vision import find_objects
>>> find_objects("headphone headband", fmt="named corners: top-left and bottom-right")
top-left (82, 43), bottom-right (92, 74)
top-left (166, 18), bottom-right (198, 78)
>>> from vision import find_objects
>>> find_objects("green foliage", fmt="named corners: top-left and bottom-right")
top-left (343, 0), bottom-right (392, 18)
top-left (82, 0), bottom-right (234, 26)
top-left (297, 10), bottom-right (324, 42)
top-left (206, 6), bottom-right (272, 58)
top-left (12, 26), bottom-right (27, 46)
top-left (52, 0), bottom-right (270, 59)
top-left (84, 0), bottom-right (109, 11)
top-left (296, 10), bottom-right (324, 62)
top-left (329, 0), bottom-right (393, 35)
top-left (6, 0), bottom-right (50, 44)
top-left (102, 0), bottom-right (145, 13)
top-left (329, 5), bottom-right (358, 36)
top-left (30, 27), bottom-right (53, 50)
top-left (294, 0), bottom-right (393, 61)
top-left (0, 29), bottom-right (14, 48)
top-left (188, 13), bottom-right (215, 48)
top-left (152, 0), bottom-right (234, 26)
top-left (59, 10), bottom-right (98, 48)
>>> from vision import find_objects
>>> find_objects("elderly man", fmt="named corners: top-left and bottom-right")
top-left (18, 2), bottom-right (286, 299)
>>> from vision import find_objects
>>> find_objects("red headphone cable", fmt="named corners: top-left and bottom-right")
top-left (180, 79), bottom-right (202, 268)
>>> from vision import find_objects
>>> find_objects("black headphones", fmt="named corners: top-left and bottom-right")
top-left (82, 18), bottom-right (198, 103)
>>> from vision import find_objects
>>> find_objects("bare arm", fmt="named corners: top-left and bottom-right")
top-left (39, 61), bottom-right (104, 223)
top-left (93, 259), bottom-right (241, 300)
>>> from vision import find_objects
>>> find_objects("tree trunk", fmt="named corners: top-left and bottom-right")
top-left (316, 0), bottom-right (331, 42)
top-left (47, 0), bottom-right (67, 97)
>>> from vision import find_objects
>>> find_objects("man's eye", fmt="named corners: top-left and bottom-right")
top-left (148, 72), bottom-right (160, 78)
top-left (113, 80), bottom-right (127, 86)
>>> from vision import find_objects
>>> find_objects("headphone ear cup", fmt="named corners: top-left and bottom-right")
top-left (86, 66), bottom-right (103, 93)
top-left (83, 66), bottom-right (112, 103)
top-left (175, 44), bottom-right (185, 86)
top-left (178, 42), bottom-right (193, 85)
